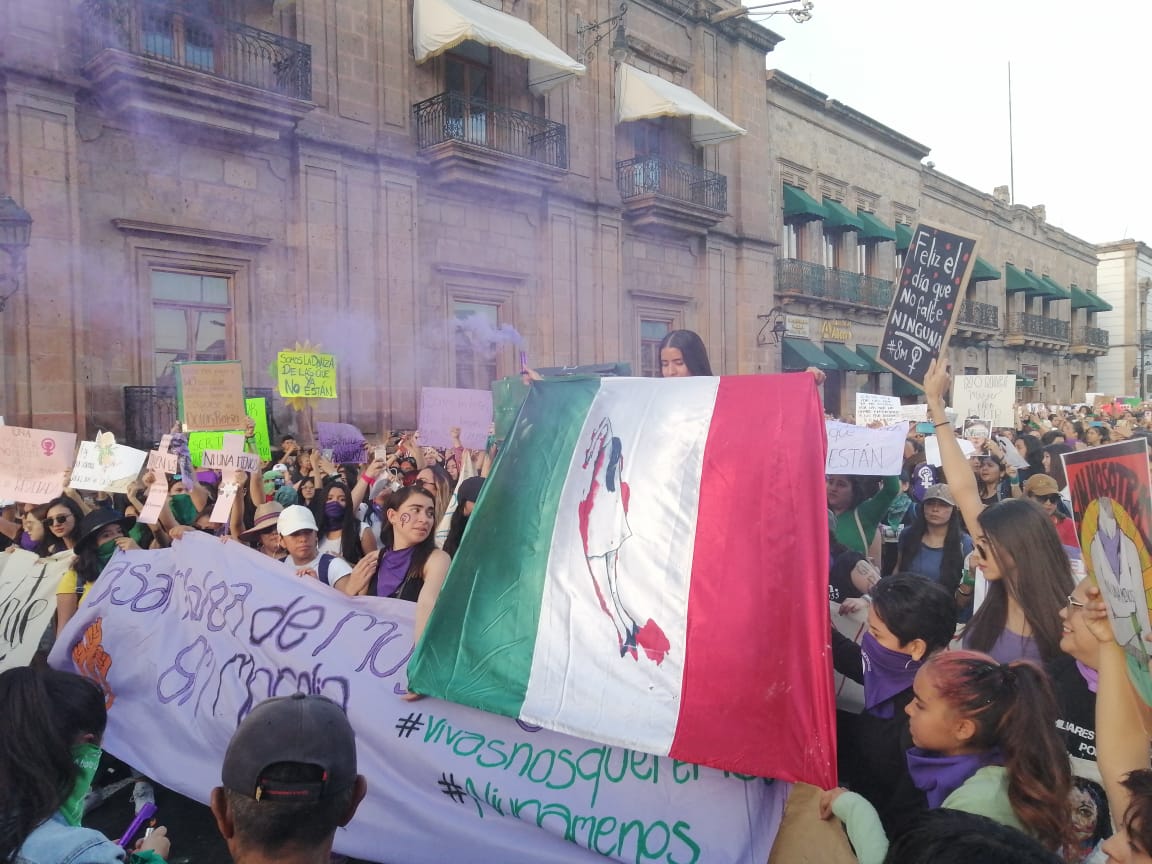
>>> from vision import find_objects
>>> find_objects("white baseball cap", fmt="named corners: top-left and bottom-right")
top-left (276, 504), bottom-right (317, 536)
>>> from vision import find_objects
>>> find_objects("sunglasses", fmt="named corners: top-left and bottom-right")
top-left (45, 514), bottom-right (72, 526)
top-left (974, 541), bottom-right (990, 561)
top-left (1031, 494), bottom-right (1061, 504)
top-left (1066, 594), bottom-right (1085, 612)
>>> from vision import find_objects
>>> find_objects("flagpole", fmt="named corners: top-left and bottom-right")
top-left (1007, 61), bottom-right (1015, 205)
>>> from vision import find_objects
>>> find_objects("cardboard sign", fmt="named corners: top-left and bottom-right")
top-left (824, 421), bottom-right (905, 476)
top-left (899, 404), bottom-right (928, 423)
top-left (278, 351), bottom-right (337, 399)
top-left (49, 535), bottom-right (785, 864)
top-left (188, 397), bottom-right (272, 467)
top-left (0, 550), bottom-right (73, 671)
top-left (201, 434), bottom-right (262, 475)
top-left (175, 361), bottom-right (247, 432)
top-left (69, 433), bottom-right (148, 493)
top-left (0, 426), bottom-right (77, 504)
top-left (1062, 439), bottom-right (1152, 705)
top-left (316, 422), bottom-right (367, 464)
top-left (418, 387), bottom-right (494, 450)
top-left (878, 224), bottom-right (978, 386)
top-left (952, 375), bottom-right (1016, 429)
top-left (854, 393), bottom-right (902, 427)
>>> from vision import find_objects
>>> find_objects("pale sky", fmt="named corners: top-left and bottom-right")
top-left (762, 0), bottom-right (1151, 247)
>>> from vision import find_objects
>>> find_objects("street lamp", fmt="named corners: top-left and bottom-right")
top-left (576, 3), bottom-right (630, 64)
top-left (0, 195), bottom-right (33, 313)
top-left (709, 0), bottom-right (814, 24)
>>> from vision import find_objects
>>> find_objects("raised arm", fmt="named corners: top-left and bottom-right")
top-left (923, 358), bottom-right (984, 538)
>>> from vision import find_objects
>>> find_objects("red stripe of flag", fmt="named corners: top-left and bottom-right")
top-left (668, 373), bottom-right (836, 787)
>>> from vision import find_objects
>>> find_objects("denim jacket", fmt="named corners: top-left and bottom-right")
top-left (14, 813), bottom-right (166, 864)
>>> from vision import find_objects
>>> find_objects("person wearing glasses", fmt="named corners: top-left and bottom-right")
top-left (40, 496), bottom-right (86, 555)
top-left (1025, 473), bottom-right (1079, 548)
top-left (923, 359), bottom-right (1075, 666)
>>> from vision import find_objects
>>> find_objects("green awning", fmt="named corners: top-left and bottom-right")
top-left (822, 198), bottom-right (864, 232)
top-left (1005, 263), bottom-right (1043, 295)
top-left (1039, 274), bottom-right (1071, 301)
top-left (892, 376), bottom-right (924, 397)
top-left (970, 257), bottom-right (1001, 282)
top-left (855, 344), bottom-right (885, 372)
top-left (1070, 285), bottom-right (1095, 310)
top-left (783, 184), bottom-right (828, 222)
top-left (1077, 287), bottom-right (1113, 312)
top-left (856, 210), bottom-right (897, 243)
top-left (895, 223), bottom-right (915, 252)
top-left (823, 342), bottom-right (872, 372)
top-left (782, 337), bottom-right (837, 371)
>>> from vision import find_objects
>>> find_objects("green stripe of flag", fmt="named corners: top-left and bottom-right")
top-left (408, 376), bottom-right (602, 716)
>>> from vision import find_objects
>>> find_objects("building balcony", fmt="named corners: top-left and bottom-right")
top-left (80, 0), bottom-right (313, 140)
top-left (616, 157), bottom-right (727, 236)
top-left (123, 385), bottom-right (276, 450)
top-left (1005, 312), bottom-right (1070, 349)
top-left (1070, 325), bottom-right (1109, 357)
top-left (413, 92), bottom-right (568, 195)
top-left (776, 258), bottom-right (894, 312)
top-left (953, 299), bottom-right (1000, 342)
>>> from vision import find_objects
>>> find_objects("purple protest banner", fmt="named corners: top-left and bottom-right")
top-left (317, 422), bottom-right (367, 464)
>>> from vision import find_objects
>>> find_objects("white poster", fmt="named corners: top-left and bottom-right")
top-left (825, 421), bottom-right (905, 476)
top-left (0, 550), bottom-right (72, 671)
top-left (854, 393), bottom-right (901, 427)
top-left (952, 375), bottom-right (1016, 429)
top-left (69, 434), bottom-right (148, 493)
top-left (50, 535), bottom-right (785, 864)
top-left (923, 435), bottom-right (977, 468)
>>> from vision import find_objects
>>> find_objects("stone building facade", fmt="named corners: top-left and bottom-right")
top-left (1095, 240), bottom-right (1152, 398)
top-left (0, 0), bottom-right (781, 440)
top-left (765, 70), bottom-right (1108, 418)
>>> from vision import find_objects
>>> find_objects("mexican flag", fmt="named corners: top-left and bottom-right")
top-left (408, 374), bottom-right (836, 786)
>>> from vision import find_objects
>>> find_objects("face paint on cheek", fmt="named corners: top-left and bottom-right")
top-left (400, 513), bottom-right (412, 527)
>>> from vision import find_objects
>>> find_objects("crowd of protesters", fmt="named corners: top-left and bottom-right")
top-left (4, 330), bottom-right (1152, 863)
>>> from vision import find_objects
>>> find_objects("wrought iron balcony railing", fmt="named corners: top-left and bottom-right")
top-left (958, 299), bottom-right (999, 330)
top-left (1008, 313), bottom-right (1070, 341)
top-left (80, 0), bottom-right (312, 101)
top-left (413, 92), bottom-right (568, 170)
top-left (616, 157), bottom-right (728, 213)
top-left (1073, 326), bottom-right (1109, 348)
top-left (124, 385), bottom-right (275, 451)
top-left (776, 258), bottom-right (894, 310)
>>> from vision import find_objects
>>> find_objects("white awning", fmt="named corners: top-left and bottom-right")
top-left (413, 0), bottom-right (586, 95)
top-left (616, 64), bottom-right (746, 145)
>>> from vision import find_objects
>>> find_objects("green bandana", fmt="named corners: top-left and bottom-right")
top-left (95, 539), bottom-right (118, 570)
top-left (59, 743), bottom-right (102, 827)
top-left (169, 493), bottom-right (197, 526)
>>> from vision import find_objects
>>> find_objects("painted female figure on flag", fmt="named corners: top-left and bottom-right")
top-left (577, 418), bottom-right (668, 663)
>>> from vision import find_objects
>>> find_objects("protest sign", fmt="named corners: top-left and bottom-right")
top-left (878, 224), bottom-right (978, 386)
top-left (188, 397), bottom-right (272, 467)
top-left (418, 387), bottom-right (494, 449)
top-left (317, 422), bottom-right (368, 464)
top-left (1062, 439), bottom-right (1152, 705)
top-left (201, 433), bottom-right (261, 475)
top-left (0, 550), bottom-right (72, 671)
top-left (50, 535), bottom-right (785, 864)
top-left (175, 361), bottom-right (247, 432)
top-left (854, 393), bottom-right (901, 427)
top-left (923, 435), bottom-right (976, 468)
top-left (899, 404), bottom-right (928, 423)
top-left (962, 419), bottom-right (991, 441)
top-left (824, 421), bottom-right (905, 476)
top-left (69, 433), bottom-right (148, 493)
top-left (951, 375), bottom-right (1015, 429)
top-left (244, 397), bottom-right (273, 462)
top-left (0, 426), bottom-right (77, 504)
top-left (278, 351), bottom-right (337, 399)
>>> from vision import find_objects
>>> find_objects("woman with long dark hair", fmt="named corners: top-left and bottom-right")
top-left (341, 486), bottom-right (450, 642)
top-left (657, 329), bottom-right (713, 377)
top-left (895, 483), bottom-right (973, 597)
top-left (0, 667), bottom-right (170, 862)
top-left (310, 479), bottom-right (376, 565)
top-left (924, 360), bottom-right (1075, 664)
top-left (56, 510), bottom-right (140, 633)
top-left (443, 476), bottom-right (484, 558)
top-left (41, 496), bottom-right (85, 556)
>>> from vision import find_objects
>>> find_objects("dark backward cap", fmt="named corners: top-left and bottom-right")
top-left (222, 693), bottom-right (357, 803)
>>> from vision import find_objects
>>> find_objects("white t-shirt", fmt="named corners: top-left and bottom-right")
top-left (285, 552), bottom-right (352, 588)
top-left (318, 522), bottom-right (369, 557)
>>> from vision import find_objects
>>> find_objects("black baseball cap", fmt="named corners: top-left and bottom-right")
top-left (221, 694), bottom-right (357, 803)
